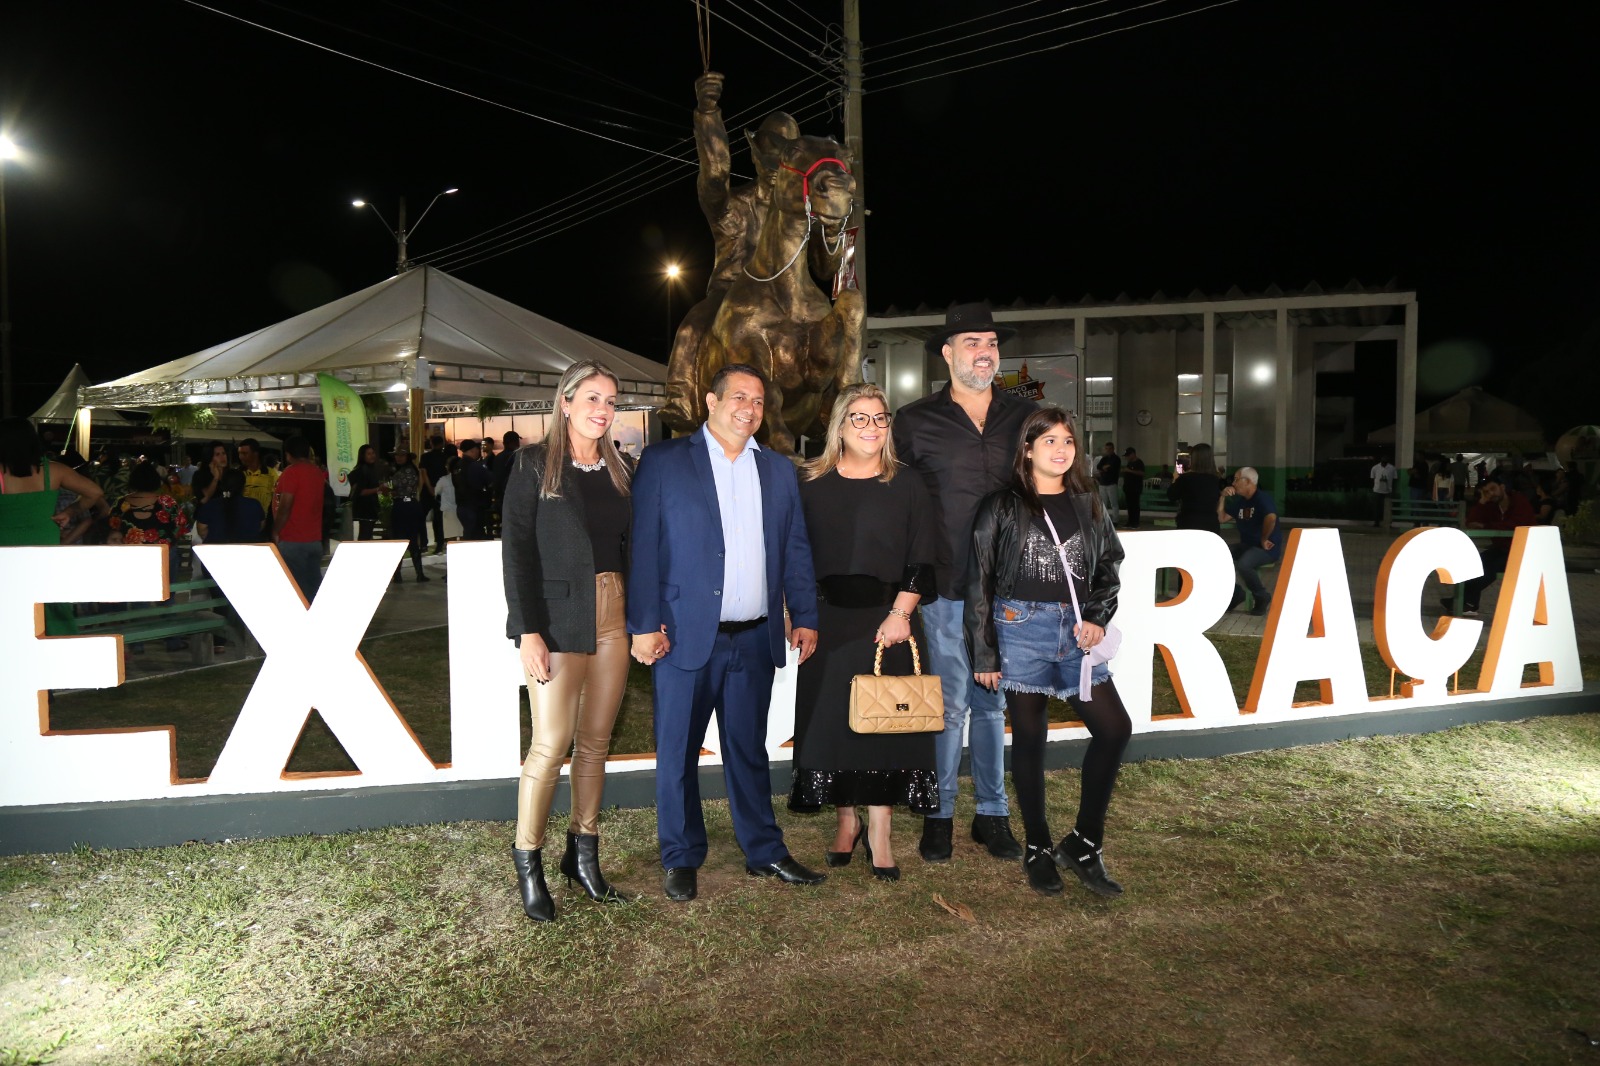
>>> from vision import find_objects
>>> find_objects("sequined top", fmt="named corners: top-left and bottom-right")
top-left (1010, 492), bottom-right (1086, 603)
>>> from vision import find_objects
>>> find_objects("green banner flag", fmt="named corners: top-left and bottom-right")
top-left (317, 373), bottom-right (368, 498)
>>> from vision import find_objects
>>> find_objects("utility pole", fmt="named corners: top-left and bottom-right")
top-left (0, 139), bottom-right (13, 418)
top-left (842, 0), bottom-right (866, 368)
top-left (395, 196), bottom-right (408, 274)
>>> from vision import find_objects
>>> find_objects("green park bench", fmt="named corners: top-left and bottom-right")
top-left (77, 578), bottom-right (237, 666)
top-left (1384, 497), bottom-right (1465, 530)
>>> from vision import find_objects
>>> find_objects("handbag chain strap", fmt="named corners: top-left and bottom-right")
top-left (1041, 509), bottom-right (1086, 623)
top-left (873, 634), bottom-right (922, 676)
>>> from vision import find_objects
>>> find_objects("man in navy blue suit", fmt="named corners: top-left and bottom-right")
top-left (628, 363), bottom-right (825, 901)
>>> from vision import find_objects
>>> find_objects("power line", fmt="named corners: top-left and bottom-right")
top-left (423, 70), bottom-right (837, 264)
top-left (252, 0), bottom-right (684, 136)
top-left (434, 95), bottom-right (841, 274)
top-left (735, 0), bottom-right (828, 46)
top-left (374, 0), bottom-right (683, 122)
top-left (870, 0), bottom-right (1055, 54)
top-left (868, 0), bottom-right (1177, 85)
top-left (177, 0), bottom-right (694, 164)
top-left (870, 0), bottom-right (1247, 95)
top-left (774, 0), bottom-right (830, 32)
top-left (870, 0), bottom-right (1123, 68)
top-left (400, 0), bottom-right (682, 113)
top-left (696, 0), bottom-right (829, 75)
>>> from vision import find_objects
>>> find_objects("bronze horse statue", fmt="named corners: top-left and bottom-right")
top-left (689, 134), bottom-right (864, 457)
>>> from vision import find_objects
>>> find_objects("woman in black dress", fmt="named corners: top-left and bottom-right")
top-left (501, 359), bottom-right (634, 921)
top-left (386, 445), bottom-right (432, 582)
top-left (789, 382), bottom-right (939, 881)
top-left (348, 444), bottom-right (382, 540)
top-left (1167, 441), bottom-right (1222, 533)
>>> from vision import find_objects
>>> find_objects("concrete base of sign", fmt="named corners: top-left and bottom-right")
top-left (3, 690), bottom-right (1593, 856)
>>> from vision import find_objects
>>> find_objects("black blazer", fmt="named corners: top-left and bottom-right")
top-left (501, 444), bottom-right (632, 652)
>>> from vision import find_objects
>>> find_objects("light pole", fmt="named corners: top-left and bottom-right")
top-left (664, 262), bottom-right (681, 350)
top-left (0, 134), bottom-right (18, 418)
top-left (352, 187), bottom-right (458, 274)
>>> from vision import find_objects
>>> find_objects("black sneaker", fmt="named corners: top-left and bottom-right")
top-left (971, 814), bottom-right (1023, 860)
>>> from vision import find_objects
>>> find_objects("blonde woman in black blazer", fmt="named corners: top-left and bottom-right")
top-left (501, 359), bottom-right (635, 922)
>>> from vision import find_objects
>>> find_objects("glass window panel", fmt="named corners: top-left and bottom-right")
top-left (1213, 414), bottom-right (1228, 453)
top-left (1177, 395), bottom-right (1200, 414)
top-left (1214, 394), bottom-right (1228, 413)
top-left (1177, 413), bottom-right (1202, 442)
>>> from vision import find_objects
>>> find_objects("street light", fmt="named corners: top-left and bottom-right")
top-left (352, 187), bottom-right (459, 274)
top-left (0, 134), bottom-right (21, 418)
top-left (664, 262), bottom-right (683, 350)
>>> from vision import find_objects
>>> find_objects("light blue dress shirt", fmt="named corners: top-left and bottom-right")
top-left (704, 429), bottom-right (768, 622)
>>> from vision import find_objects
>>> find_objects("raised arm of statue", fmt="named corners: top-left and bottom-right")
top-left (695, 71), bottom-right (732, 225)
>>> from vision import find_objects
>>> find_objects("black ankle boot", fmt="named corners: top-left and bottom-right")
top-left (512, 847), bottom-right (556, 921)
top-left (1052, 830), bottom-right (1123, 897)
top-left (561, 831), bottom-right (623, 903)
top-left (919, 817), bottom-right (953, 863)
top-left (1023, 844), bottom-right (1064, 896)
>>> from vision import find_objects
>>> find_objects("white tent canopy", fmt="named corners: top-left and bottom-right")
top-left (32, 364), bottom-right (93, 422)
top-left (80, 267), bottom-right (666, 410)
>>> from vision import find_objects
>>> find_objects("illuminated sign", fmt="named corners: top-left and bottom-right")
top-left (0, 526), bottom-right (1579, 809)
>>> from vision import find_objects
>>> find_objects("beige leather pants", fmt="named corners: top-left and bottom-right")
top-left (514, 572), bottom-right (629, 850)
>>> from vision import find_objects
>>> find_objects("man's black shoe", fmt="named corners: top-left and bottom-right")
top-left (746, 856), bottom-right (826, 885)
top-left (663, 867), bottom-right (698, 902)
top-left (919, 817), bottom-right (953, 863)
top-left (971, 814), bottom-right (1024, 860)
top-left (1248, 597), bottom-right (1271, 617)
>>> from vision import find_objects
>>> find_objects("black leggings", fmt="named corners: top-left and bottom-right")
top-left (1006, 680), bottom-right (1132, 850)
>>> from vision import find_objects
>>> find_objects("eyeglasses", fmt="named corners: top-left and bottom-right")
top-left (847, 412), bottom-right (892, 429)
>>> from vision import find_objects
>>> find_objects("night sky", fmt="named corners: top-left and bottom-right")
top-left (2, 1), bottom-right (1594, 430)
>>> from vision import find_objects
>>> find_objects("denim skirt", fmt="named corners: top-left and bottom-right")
top-left (993, 598), bottom-right (1112, 700)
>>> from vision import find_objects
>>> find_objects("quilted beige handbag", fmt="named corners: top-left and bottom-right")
top-left (848, 636), bottom-right (945, 734)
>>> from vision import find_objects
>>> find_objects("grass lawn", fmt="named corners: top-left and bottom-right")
top-left (10, 631), bottom-right (1600, 1063)
top-left (1, 711), bottom-right (1597, 1063)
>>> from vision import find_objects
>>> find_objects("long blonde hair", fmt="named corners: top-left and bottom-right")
top-left (538, 360), bottom-right (632, 499)
top-left (803, 382), bottom-right (898, 483)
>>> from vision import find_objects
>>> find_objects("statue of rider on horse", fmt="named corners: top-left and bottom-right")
top-left (660, 72), bottom-right (865, 458)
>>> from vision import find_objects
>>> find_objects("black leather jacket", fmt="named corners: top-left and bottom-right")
top-left (962, 488), bottom-right (1124, 674)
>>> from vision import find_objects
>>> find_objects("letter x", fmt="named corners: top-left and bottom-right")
top-left (201, 543), bottom-right (437, 791)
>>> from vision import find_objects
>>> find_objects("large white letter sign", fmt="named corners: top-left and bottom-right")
top-left (445, 541), bottom-right (524, 780)
top-left (202, 542), bottom-right (439, 791)
top-left (1373, 527), bottom-right (1483, 700)
top-left (1475, 526), bottom-right (1581, 697)
top-left (1111, 530), bottom-right (1237, 727)
top-left (1245, 528), bottom-right (1369, 715)
top-left (0, 546), bottom-right (177, 806)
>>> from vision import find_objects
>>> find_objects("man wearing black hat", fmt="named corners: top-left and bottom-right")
top-left (455, 439), bottom-right (493, 541)
top-left (1121, 446), bottom-right (1146, 529)
top-left (892, 302), bottom-right (1035, 864)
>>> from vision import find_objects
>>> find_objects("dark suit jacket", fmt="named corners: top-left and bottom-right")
top-left (501, 445), bottom-right (632, 652)
top-left (627, 426), bottom-right (819, 671)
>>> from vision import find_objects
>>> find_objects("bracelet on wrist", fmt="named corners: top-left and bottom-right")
top-left (887, 607), bottom-right (911, 620)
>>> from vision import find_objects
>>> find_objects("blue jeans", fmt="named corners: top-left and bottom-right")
top-left (920, 596), bottom-right (1008, 819)
top-left (278, 539), bottom-right (323, 602)
top-left (1231, 544), bottom-right (1275, 604)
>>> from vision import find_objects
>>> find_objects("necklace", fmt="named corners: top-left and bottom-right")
top-left (571, 456), bottom-right (606, 473)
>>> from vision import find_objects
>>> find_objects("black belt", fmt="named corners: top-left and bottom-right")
top-left (717, 616), bottom-right (766, 634)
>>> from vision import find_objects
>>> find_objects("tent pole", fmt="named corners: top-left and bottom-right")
top-left (409, 388), bottom-right (424, 452)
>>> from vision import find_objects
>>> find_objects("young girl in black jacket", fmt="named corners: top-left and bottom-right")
top-left (965, 407), bottom-right (1133, 898)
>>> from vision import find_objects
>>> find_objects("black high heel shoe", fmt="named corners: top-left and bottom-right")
top-left (825, 820), bottom-right (865, 868)
top-left (559, 830), bottom-right (624, 903)
top-left (863, 824), bottom-right (901, 882)
top-left (1052, 830), bottom-right (1123, 897)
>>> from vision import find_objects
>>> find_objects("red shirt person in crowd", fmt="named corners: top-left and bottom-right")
top-left (271, 435), bottom-right (328, 601)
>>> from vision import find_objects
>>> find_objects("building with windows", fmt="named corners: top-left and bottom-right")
top-left (865, 282), bottom-right (1419, 499)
